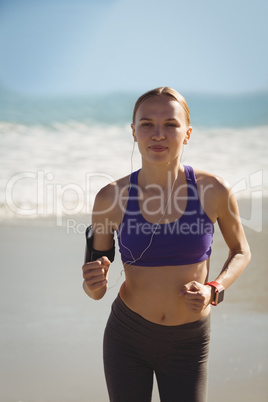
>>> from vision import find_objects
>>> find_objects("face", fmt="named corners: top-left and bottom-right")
top-left (131, 95), bottom-right (192, 165)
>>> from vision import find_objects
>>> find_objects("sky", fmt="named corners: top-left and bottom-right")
top-left (0, 0), bottom-right (267, 96)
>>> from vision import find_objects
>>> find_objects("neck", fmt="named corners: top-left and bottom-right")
top-left (139, 160), bottom-right (183, 188)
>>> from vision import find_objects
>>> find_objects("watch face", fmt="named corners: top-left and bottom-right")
top-left (216, 289), bottom-right (225, 304)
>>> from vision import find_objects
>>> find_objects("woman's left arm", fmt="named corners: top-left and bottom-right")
top-left (180, 179), bottom-right (251, 312)
top-left (212, 182), bottom-right (251, 288)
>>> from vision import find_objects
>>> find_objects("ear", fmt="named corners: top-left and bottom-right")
top-left (131, 123), bottom-right (137, 142)
top-left (183, 126), bottom-right (192, 145)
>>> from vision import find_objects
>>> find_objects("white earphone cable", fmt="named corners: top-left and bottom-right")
top-left (108, 139), bottom-right (179, 290)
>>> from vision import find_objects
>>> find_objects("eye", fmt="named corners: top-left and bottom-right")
top-left (165, 122), bottom-right (178, 127)
top-left (141, 122), bottom-right (152, 127)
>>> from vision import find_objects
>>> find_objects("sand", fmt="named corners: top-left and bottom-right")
top-left (0, 201), bottom-right (267, 401)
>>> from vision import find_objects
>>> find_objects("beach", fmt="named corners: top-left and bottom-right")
top-left (0, 197), bottom-right (267, 402)
top-left (0, 88), bottom-right (267, 401)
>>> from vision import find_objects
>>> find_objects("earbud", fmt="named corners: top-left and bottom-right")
top-left (183, 132), bottom-right (190, 145)
top-left (183, 128), bottom-right (192, 144)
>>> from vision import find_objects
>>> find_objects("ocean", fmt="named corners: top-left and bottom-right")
top-left (1, 88), bottom-right (267, 225)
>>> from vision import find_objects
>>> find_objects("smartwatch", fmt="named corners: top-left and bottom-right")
top-left (205, 281), bottom-right (225, 306)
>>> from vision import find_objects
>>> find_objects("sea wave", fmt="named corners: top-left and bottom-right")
top-left (1, 121), bottom-right (267, 223)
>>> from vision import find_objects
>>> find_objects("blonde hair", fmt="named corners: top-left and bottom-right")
top-left (132, 87), bottom-right (191, 126)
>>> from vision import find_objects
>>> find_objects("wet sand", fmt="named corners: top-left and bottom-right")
top-left (0, 202), bottom-right (267, 401)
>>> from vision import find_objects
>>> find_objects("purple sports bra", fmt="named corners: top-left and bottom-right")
top-left (117, 165), bottom-right (214, 266)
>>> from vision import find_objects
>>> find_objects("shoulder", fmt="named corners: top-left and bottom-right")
top-left (91, 176), bottom-right (130, 245)
top-left (95, 174), bottom-right (130, 203)
top-left (194, 167), bottom-right (230, 196)
top-left (93, 174), bottom-right (130, 219)
top-left (193, 167), bottom-right (233, 220)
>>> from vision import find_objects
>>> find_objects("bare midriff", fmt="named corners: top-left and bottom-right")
top-left (119, 259), bottom-right (211, 326)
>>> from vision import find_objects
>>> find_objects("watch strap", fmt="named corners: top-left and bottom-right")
top-left (205, 281), bottom-right (225, 306)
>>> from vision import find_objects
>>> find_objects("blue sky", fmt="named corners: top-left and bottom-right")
top-left (0, 0), bottom-right (267, 96)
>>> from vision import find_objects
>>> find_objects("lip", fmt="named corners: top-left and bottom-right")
top-left (149, 145), bottom-right (168, 152)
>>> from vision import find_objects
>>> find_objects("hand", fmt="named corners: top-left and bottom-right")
top-left (179, 281), bottom-right (213, 313)
top-left (82, 256), bottom-right (110, 294)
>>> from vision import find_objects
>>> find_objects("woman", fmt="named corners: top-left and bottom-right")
top-left (82, 87), bottom-right (251, 402)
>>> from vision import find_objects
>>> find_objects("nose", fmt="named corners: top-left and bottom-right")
top-left (151, 126), bottom-right (165, 141)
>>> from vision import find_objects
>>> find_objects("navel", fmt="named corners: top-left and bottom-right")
top-left (160, 313), bottom-right (166, 322)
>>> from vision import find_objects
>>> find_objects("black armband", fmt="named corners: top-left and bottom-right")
top-left (84, 225), bottom-right (115, 263)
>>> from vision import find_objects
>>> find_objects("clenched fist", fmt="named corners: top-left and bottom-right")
top-left (82, 256), bottom-right (111, 300)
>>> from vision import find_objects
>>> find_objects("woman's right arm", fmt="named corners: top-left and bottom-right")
top-left (82, 183), bottom-right (118, 300)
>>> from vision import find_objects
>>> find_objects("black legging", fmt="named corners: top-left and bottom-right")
top-left (103, 294), bottom-right (211, 402)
